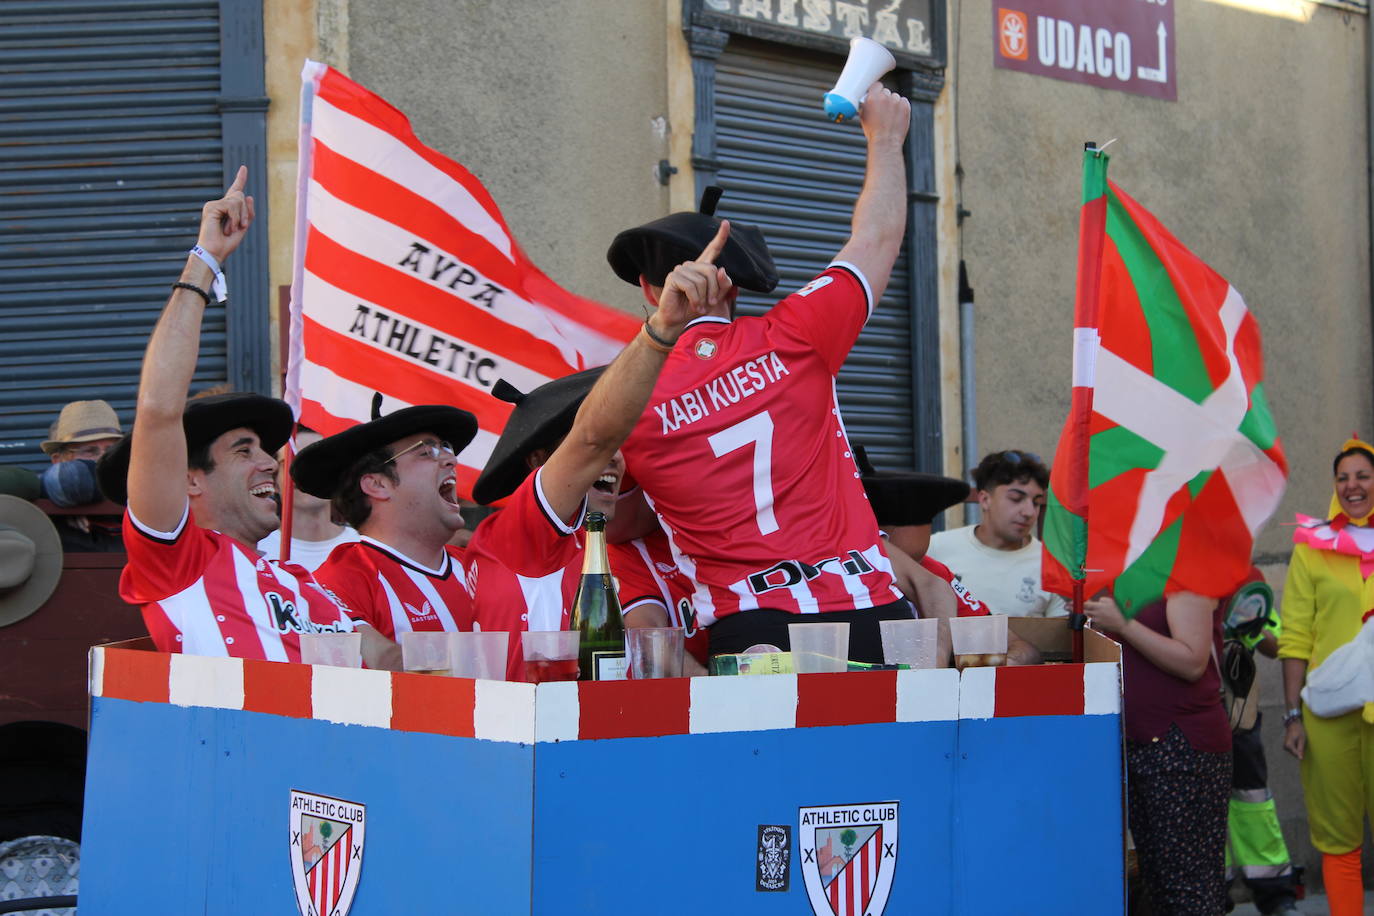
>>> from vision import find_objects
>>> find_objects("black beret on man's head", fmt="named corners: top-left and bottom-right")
top-left (606, 186), bottom-right (780, 294)
top-left (471, 367), bottom-right (606, 506)
top-left (96, 393), bottom-right (294, 505)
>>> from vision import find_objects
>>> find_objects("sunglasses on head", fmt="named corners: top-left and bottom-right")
top-left (1000, 450), bottom-right (1042, 466)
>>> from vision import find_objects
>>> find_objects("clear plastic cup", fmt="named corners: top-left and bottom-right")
top-left (298, 632), bottom-right (362, 668)
top-left (787, 622), bottom-right (850, 673)
top-left (521, 630), bottom-right (581, 683)
top-left (947, 614), bottom-right (1009, 670)
top-left (879, 618), bottom-right (940, 669)
top-left (449, 631), bottom-right (509, 680)
top-left (626, 627), bottom-right (686, 679)
top-left (401, 631), bottom-right (452, 676)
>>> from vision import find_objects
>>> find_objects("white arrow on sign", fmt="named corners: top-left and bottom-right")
top-left (1137, 22), bottom-right (1168, 84)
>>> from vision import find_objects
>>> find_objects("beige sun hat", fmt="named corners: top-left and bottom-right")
top-left (0, 495), bottom-right (63, 627)
top-left (40, 400), bottom-right (124, 455)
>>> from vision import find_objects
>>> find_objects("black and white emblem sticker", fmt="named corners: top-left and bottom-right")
top-left (756, 824), bottom-right (791, 892)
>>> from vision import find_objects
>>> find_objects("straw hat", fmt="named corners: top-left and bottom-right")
top-left (40, 400), bottom-right (123, 455)
top-left (0, 495), bottom-right (63, 627)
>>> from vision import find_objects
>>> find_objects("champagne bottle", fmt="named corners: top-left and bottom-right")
top-left (569, 511), bottom-right (627, 681)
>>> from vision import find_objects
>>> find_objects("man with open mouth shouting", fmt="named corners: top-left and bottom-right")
top-left (96, 168), bottom-right (392, 668)
top-left (292, 401), bottom-right (479, 649)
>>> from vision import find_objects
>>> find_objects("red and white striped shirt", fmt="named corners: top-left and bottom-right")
top-left (609, 531), bottom-right (709, 666)
top-left (312, 538), bottom-right (473, 640)
top-left (119, 505), bottom-right (354, 661)
top-left (465, 467), bottom-right (585, 679)
top-left (919, 556), bottom-right (992, 617)
top-left (621, 264), bottom-right (902, 626)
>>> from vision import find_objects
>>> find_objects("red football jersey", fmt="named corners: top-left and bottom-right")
top-left (120, 505), bottom-right (354, 661)
top-left (919, 556), bottom-right (992, 617)
top-left (610, 531), bottom-right (709, 665)
top-left (313, 538), bottom-right (473, 641)
top-left (621, 264), bottom-right (901, 625)
top-left (465, 468), bottom-right (586, 679)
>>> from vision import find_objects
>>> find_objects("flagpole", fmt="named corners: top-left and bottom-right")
top-left (1067, 142), bottom-right (1110, 663)
top-left (279, 441), bottom-right (296, 564)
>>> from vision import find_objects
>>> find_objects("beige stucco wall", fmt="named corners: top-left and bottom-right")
top-left (958, 2), bottom-right (1372, 888)
top-left (261, 1), bottom-right (674, 386)
top-left (345, 0), bottom-right (672, 308)
top-left (956, 0), bottom-right (1370, 562)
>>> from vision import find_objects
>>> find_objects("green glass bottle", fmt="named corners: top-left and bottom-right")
top-left (569, 512), bottom-right (627, 681)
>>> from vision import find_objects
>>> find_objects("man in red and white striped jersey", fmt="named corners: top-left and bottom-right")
top-left (609, 529), bottom-right (709, 674)
top-left (467, 225), bottom-right (735, 679)
top-left (96, 171), bottom-right (393, 667)
top-left (608, 84), bottom-right (914, 663)
top-left (292, 403), bottom-right (480, 643)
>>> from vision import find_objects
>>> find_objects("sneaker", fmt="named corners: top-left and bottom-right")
top-left (1267, 902), bottom-right (1301, 915)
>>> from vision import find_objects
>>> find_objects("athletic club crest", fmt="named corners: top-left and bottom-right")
top-left (290, 790), bottom-right (366, 916)
top-left (798, 801), bottom-right (898, 916)
top-left (694, 338), bottom-right (717, 359)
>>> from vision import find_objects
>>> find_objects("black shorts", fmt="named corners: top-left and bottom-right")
top-left (706, 599), bottom-right (915, 666)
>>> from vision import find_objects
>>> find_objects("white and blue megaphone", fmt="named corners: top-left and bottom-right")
top-left (823, 37), bottom-right (896, 122)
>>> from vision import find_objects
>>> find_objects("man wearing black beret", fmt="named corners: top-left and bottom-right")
top-left (465, 227), bottom-right (735, 679)
top-left (99, 170), bottom-right (392, 667)
top-left (608, 83), bottom-right (917, 664)
top-left (292, 400), bottom-right (479, 646)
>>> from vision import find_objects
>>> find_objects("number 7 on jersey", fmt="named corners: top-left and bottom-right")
top-left (708, 411), bottom-right (778, 535)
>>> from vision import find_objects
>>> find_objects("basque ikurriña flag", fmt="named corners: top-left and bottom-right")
top-left (285, 61), bottom-right (639, 498)
top-left (1041, 148), bottom-right (1288, 616)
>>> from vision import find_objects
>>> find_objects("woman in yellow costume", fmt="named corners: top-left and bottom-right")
top-left (1280, 437), bottom-right (1374, 915)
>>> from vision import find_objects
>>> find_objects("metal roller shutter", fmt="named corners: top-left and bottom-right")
top-left (0, 1), bottom-right (232, 469)
top-left (713, 42), bottom-right (919, 472)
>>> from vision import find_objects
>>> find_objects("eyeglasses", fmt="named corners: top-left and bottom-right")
top-left (384, 439), bottom-right (455, 465)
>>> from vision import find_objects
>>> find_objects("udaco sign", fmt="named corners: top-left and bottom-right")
top-left (993, 0), bottom-right (1175, 101)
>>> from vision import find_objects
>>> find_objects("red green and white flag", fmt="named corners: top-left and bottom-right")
top-left (1042, 149), bottom-right (1288, 616)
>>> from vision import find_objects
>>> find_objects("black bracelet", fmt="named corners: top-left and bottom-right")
top-left (642, 320), bottom-right (678, 350)
top-left (172, 281), bottom-right (213, 306)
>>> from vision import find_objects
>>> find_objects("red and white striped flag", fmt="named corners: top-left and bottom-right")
top-left (285, 61), bottom-right (639, 498)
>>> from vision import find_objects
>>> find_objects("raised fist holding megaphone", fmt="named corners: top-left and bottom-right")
top-left (823, 37), bottom-right (897, 122)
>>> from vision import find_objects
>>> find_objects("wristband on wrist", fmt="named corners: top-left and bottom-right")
top-left (171, 282), bottom-right (213, 307)
top-left (641, 320), bottom-right (676, 353)
top-left (188, 245), bottom-right (228, 302)
top-left (1283, 706), bottom-right (1302, 725)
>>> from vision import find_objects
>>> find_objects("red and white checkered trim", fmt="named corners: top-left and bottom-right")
top-left (90, 646), bottom-right (1120, 745)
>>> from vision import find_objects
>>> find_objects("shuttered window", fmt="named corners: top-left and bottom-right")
top-left (0, 1), bottom-right (265, 470)
top-left (712, 41), bottom-right (922, 473)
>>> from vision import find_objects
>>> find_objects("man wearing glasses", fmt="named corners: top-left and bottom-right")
top-left (292, 404), bottom-right (480, 643)
top-left (926, 449), bottom-right (1068, 618)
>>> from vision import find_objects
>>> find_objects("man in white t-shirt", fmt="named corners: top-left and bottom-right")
top-left (926, 450), bottom-right (1067, 618)
top-left (257, 426), bottom-right (359, 571)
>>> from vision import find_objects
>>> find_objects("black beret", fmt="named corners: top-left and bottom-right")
top-left (472, 367), bottom-right (605, 505)
top-left (855, 446), bottom-right (971, 527)
top-left (97, 393), bottom-right (294, 505)
top-left (606, 186), bottom-right (779, 294)
top-left (291, 405), bottom-right (479, 499)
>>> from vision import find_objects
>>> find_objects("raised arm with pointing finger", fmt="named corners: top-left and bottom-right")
top-left (607, 86), bottom-right (917, 665)
top-left (463, 226), bottom-right (736, 676)
top-left (96, 170), bottom-right (396, 668)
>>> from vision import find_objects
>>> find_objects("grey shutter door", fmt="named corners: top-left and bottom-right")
top-left (0, 1), bottom-right (228, 469)
top-left (713, 42), bottom-right (918, 473)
